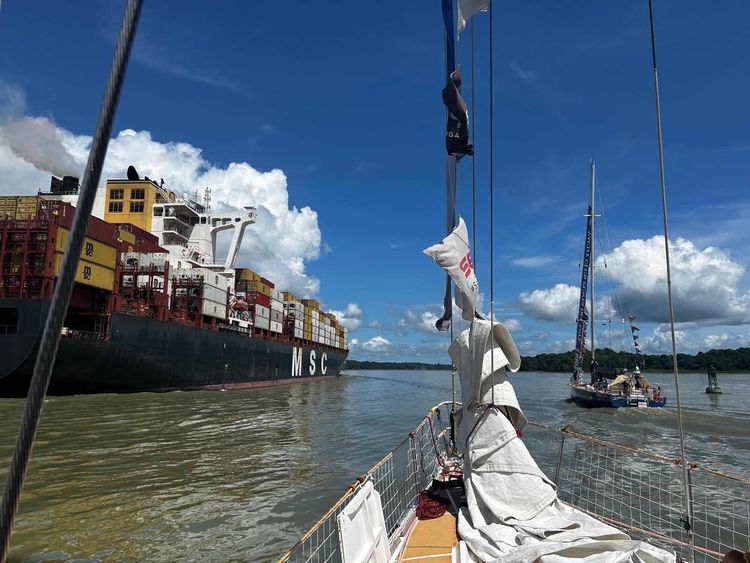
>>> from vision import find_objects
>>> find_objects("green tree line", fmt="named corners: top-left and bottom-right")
top-left (346, 347), bottom-right (750, 373)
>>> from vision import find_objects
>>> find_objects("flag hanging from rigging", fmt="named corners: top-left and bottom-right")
top-left (442, 68), bottom-right (474, 159)
top-left (425, 216), bottom-right (479, 326)
top-left (631, 325), bottom-right (640, 332)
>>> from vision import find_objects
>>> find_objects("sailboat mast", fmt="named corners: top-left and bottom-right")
top-left (589, 160), bottom-right (596, 369)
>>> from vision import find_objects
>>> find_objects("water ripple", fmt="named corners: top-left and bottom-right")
top-left (0, 370), bottom-right (746, 561)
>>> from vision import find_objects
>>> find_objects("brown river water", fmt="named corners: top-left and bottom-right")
top-left (0, 370), bottom-right (747, 561)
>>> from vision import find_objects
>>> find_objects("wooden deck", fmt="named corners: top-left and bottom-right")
top-left (400, 512), bottom-right (458, 562)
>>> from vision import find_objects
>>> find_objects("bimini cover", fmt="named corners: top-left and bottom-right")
top-left (449, 318), bottom-right (676, 562)
top-left (337, 480), bottom-right (390, 563)
top-left (608, 374), bottom-right (632, 388)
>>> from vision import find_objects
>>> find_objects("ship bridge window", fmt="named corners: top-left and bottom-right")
top-left (110, 188), bottom-right (124, 200)
top-left (153, 207), bottom-right (163, 216)
top-left (131, 188), bottom-right (145, 200)
top-left (0, 308), bottom-right (18, 335)
top-left (200, 217), bottom-right (207, 224)
top-left (108, 201), bottom-right (123, 213)
top-left (130, 201), bottom-right (145, 213)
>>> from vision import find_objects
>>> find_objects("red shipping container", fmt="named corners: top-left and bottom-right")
top-left (113, 223), bottom-right (165, 253)
top-left (39, 201), bottom-right (119, 246)
top-left (246, 291), bottom-right (270, 307)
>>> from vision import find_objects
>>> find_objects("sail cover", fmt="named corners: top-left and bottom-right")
top-left (425, 216), bottom-right (479, 322)
top-left (449, 319), bottom-right (676, 562)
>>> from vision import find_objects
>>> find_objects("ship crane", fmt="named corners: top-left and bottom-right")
top-left (208, 206), bottom-right (256, 272)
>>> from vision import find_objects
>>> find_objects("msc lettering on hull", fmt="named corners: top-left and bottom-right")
top-left (291, 347), bottom-right (327, 377)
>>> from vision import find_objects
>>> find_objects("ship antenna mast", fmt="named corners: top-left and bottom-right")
top-left (204, 187), bottom-right (212, 213)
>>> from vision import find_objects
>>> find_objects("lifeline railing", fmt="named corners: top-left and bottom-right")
top-left (280, 405), bottom-right (749, 563)
top-left (279, 402), bottom-right (455, 563)
top-left (523, 422), bottom-right (749, 563)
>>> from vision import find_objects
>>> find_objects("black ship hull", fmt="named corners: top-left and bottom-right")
top-left (0, 299), bottom-right (346, 397)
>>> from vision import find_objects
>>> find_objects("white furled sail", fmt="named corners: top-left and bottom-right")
top-left (449, 319), bottom-right (676, 562)
top-left (424, 216), bottom-right (479, 322)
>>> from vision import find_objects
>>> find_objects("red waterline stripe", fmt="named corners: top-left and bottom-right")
top-left (199, 375), bottom-right (339, 391)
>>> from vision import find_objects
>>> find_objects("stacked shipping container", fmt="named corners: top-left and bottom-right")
top-left (270, 288), bottom-right (283, 334)
top-left (282, 292), bottom-right (305, 339)
top-left (0, 194), bottom-right (347, 348)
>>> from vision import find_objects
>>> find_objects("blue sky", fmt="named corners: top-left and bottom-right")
top-left (1, 1), bottom-right (749, 361)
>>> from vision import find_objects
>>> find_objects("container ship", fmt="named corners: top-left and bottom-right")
top-left (0, 171), bottom-right (347, 396)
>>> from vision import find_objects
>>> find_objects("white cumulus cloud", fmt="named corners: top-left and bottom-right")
top-left (599, 236), bottom-right (750, 324)
top-left (518, 283), bottom-right (579, 322)
top-left (329, 303), bottom-right (363, 331)
top-left (518, 236), bottom-right (749, 328)
top-left (0, 87), bottom-right (324, 296)
top-left (361, 336), bottom-right (391, 353)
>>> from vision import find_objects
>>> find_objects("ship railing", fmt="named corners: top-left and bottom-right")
top-left (279, 401), bottom-right (455, 563)
top-left (59, 328), bottom-right (107, 341)
top-left (523, 422), bottom-right (749, 563)
top-left (280, 404), bottom-right (749, 563)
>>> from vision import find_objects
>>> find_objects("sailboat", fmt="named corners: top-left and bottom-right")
top-left (568, 162), bottom-right (667, 409)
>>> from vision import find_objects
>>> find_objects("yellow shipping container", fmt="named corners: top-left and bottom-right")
top-left (282, 292), bottom-right (297, 302)
top-left (55, 227), bottom-right (117, 269)
top-left (0, 196), bottom-right (41, 220)
top-left (301, 299), bottom-right (319, 310)
top-left (117, 227), bottom-right (137, 246)
top-left (246, 280), bottom-right (271, 297)
top-left (236, 268), bottom-right (261, 282)
top-left (53, 253), bottom-right (115, 291)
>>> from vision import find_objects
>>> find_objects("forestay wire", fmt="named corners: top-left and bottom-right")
top-left (488, 0), bottom-right (496, 404)
top-left (647, 0), bottom-right (693, 550)
top-left (0, 0), bottom-right (143, 559)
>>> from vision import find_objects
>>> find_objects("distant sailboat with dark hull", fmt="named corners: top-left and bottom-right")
top-left (568, 162), bottom-right (666, 408)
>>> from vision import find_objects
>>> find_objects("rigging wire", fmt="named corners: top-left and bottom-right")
top-left (488, 0), bottom-right (495, 405)
top-left (0, 1), bottom-right (143, 558)
top-left (595, 172), bottom-right (634, 359)
top-left (647, 0), bottom-right (693, 548)
top-left (470, 19), bottom-right (477, 270)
